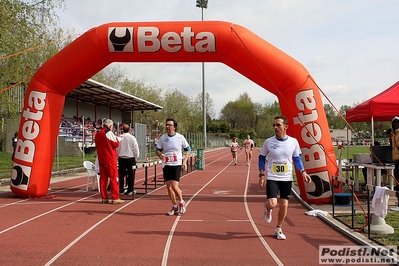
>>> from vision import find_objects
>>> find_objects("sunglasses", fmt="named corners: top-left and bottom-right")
top-left (272, 123), bottom-right (284, 127)
top-left (165, 124), bottom-right (174, 127)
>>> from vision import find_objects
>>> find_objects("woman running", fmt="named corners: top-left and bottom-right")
top-left (230, 137), bottom-right (241, 165)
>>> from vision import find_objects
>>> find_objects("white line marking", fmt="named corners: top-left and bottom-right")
top-left (44, 185), bottom-right (166, 265)
top-left (0, 194), bottom-right (97, 235)
top-left (161, 152), bottom-right (231, 266)
top-left (243, 165), bottom-right (284, 266)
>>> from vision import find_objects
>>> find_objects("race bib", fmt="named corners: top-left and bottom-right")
top-left (165, 152), bottom-right (178, 163)
top-left (271, 161), bottom-right (289, 175)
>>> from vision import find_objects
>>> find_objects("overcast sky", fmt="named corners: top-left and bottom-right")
top-left (56, 0), bottom-right (399, 117)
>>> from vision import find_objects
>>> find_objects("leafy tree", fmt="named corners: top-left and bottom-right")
top-left (220, 92), bottom-right (256, 131)
top-left (193, 91), bottom-right (215, 121)
top-left (163, 89), bottom-right (195, 132)
top-left (0, 0), bottom-right (68, 117)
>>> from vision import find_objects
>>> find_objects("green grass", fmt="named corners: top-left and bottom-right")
top-left (293, 146), bottom-right (370, 186)
top-left (0, 152), bottom-right (97, 180)
top-left (338, 212), bottom-right (399, 249)
top-left (0, 152), bottom-right (13, 179)
top-left (334, 145), bottom-right (371, 161)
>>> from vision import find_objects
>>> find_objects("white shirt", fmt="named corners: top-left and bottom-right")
top-left (157, 132), bottom-right (190, 167)
top-left (243, 139), bottom-right (254, 152)
top-left (230, 142), bottom-right (240, 152)
top-left (117, 133), bottom-right (139, 158)
top-left (260, 136), bottom-right (301, 181)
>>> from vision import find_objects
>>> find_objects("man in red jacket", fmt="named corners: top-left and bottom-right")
top-left (95, 119), bottom-right (124, 204)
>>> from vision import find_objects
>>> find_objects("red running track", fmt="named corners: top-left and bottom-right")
top-left (0, 148), bottom-right (359, 265)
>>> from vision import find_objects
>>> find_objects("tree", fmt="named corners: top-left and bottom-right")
top-left (163, 89), bottom-right (195, 132)
top-left (0, 0), bottom-right (68, 117)
top-left (219, 92), bottom-right (255, 131)
top-left (193, 91), bottom-right (215, 120)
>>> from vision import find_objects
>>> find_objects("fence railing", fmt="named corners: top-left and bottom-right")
top-left (130, 153), bottom-right (197, 197)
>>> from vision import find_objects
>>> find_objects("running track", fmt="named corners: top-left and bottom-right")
top-left (0, 148), bottom-right (360, 265)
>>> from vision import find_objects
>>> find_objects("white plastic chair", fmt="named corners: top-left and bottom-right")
top-left (83, 161), bottom-right (99, 191)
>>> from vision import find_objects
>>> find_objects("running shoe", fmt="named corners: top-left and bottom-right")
top-left (391, 206), bottom-right (399, 211)
top-left (274, 227), bottom-right (286, 240)
top-left (167, 206), bottom-right (179, 216)
top-left (101, 199), bottom-right (109, 204)
top-left (179, 201), bottom-right (186, 214)
top-left (263, 204), bottom-right (272, 223)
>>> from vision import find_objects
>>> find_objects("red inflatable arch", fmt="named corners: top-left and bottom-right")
top-left (11, 21), bottom-right (337, 203)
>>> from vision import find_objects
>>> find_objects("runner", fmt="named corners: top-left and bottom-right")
top-left (243, 135), bottom-right (254, 166)
top-left (258, 115), bottom-right (311, 240)
top-left (230, 137), bottom-right (241, 165)
top-left (156, 118), bottom-right (191, 215)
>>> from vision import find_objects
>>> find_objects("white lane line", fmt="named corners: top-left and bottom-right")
top-left (243, 165), bottom-right (284, 266)
top-left (44, 185), bottom-right (166, 265)
top-left (0, 193), bottom-right (97, 235)
top-left (161, 152), bottom-right (231, 266)
top-left (180, 219), bottom-right (251, 222)
top-left (44, 148), bottom-right (226, 265)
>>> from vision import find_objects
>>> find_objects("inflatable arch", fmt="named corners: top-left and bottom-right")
top-left (11, 21), bottom-right (337, 203)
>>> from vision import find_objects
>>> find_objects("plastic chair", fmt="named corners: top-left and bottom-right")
top-left (83, 161), bottom-right (99, 191)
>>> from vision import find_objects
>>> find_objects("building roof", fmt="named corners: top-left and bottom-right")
top-left (66, 79), bottom-right (163, 111)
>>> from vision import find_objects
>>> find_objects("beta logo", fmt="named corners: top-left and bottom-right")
top-left (11, 162), bottom-right (31, 190)
top-left (11, 90), bottom-right (47, 191)
top-left (306, 170), bottom-right (332, 199)
top-left (108, 26), bottom-right (216, 53)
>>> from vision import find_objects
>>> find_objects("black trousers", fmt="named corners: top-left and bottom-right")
top-left (118, 157), bottom-right (136, 193)
top-left (395, 160), bottom-right (399, 192)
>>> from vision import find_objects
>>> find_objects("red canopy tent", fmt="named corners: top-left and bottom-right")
top-left (346, 81), bottom-right (399, 122)
top-left (346, 81), bottom-right (399, 143)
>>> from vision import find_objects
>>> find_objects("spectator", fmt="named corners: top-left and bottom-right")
top-left (11, 132), bottom-right (18, 160)
top-left (117, 124), bottom-right (139, 196)
top-left (390, 116), bottom-right (399, 211)
top-left (95, 118), bottom-right (124, 204)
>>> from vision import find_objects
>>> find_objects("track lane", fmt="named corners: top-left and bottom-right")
top-left (161, 149), bottom-right (284, 265)
top-left (0, 148), bottom-right (360, 265)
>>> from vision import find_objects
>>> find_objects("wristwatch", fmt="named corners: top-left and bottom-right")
top-left (259, 173), bottom-right (265, 177)
top-left (300, 169), bottom-right (306, 174)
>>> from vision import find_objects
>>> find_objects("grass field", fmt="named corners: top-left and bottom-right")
top-left (333, 145), bottom-right (371, 160)
top-left (338, 212), bottom-right (399, 249)
top-left (0, 152), bottom-right (97, 179)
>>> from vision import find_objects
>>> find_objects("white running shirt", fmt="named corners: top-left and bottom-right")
top-left (243, 139), bottom-right (254, 153)
top-left (230, 142), bottom-right (239, 152)
top-left (259, 136), bottom-right (301, 181)
top-left (157, 132), bottom-right (190, 167)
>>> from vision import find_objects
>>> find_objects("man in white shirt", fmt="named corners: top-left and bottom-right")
top-left (117, 124), bottom-right (140, 196)
top-left (156, 118), bottom-right (191, 215)
top-left (258, 115), bottom-right (312, 240)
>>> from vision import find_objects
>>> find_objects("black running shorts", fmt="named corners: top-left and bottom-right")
top-left (266, 180), bottom-right (292, 200)
top-left (163, 165), bottom-right (182, 182)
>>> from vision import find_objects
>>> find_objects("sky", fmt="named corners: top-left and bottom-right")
top-left (55, 0), bottom-right (399, 118)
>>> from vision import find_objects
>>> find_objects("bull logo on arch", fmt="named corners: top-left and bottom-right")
top-left (10, 21), bottom-right (337, 203)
